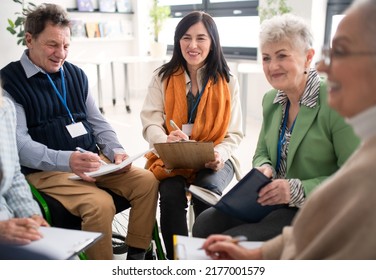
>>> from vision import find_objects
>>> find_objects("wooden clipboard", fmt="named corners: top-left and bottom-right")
top-left (153, 141), bottom-right (215, 169)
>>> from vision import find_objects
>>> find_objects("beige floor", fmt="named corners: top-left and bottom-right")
top-left (103, 90), bottom-right (262, 259)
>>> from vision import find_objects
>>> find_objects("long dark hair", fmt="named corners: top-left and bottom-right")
top-left (158, 11), bottom-right (230, 84)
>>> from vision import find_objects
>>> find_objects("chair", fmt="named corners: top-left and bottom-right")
top-left (29, 183), bottom-right (166, 260)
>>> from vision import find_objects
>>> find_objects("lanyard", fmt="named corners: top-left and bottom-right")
top-left (276, 101), bottom-right (296, 173)
top-left (46, 68), bottom-right (75, 123)
top-left (188, 79), bottom-right (208, 124)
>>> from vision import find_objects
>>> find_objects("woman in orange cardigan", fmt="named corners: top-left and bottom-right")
top-left (140, 11), bottom-right (243, 259)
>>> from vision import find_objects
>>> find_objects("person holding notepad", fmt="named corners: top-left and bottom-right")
top-left (141, 11), bottom-right (243, 259)
top-left (1, 4), bottom-right (159, 260)
top-left (0, 91), bottom-right (50, 259)
top-left (193, 14), bottom-right (359, 243)
top-left (202, 0), bottom-right (376, 259)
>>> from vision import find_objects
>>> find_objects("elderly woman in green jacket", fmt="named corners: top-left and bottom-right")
top-left (192, 13), bottom-right (360, 241)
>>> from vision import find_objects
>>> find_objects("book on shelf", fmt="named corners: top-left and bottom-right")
top-left (187, 168), bottom-right (285, 223)
top-left (99, 0), bottom-right (116, 12)
top-left (85, 22), bottom-right (101, 38)
top-left (153, 141), bottom-right (215, 169)
top-left (70, 19), bottom-right (87, 38)
top-left (99, 20), bottom-right (123, 38)
top-left (77, 0), bottom-right (94, 12)
top-left (116, 0), bottom-right (132, 12)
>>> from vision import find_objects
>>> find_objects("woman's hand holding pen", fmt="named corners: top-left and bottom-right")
top-left (167, 120), bottom-right (189, 142)
top-left (167, 130), bottom-right (189, 142)
top-left (202, 234), bottom-right (263, 260)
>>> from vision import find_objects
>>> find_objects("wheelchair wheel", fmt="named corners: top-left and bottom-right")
top-left (112, 209), bottom-right (129, 255)
top-left (112, 232), bottom-right (128, 255)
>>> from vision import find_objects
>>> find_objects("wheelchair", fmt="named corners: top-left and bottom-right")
top-left (29, 183), bottom-right (166, 260)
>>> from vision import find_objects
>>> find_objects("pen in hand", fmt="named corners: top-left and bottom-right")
top-left (170, 119), bottom-right (190, 142)
top-left (170, 119), bottom-right (181, 131)
top-left (75, 147), bottom-right (108, 166)
top-left (199, 235), bottom-right (248, 250)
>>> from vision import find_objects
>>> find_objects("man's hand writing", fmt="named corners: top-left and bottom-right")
top-left (69, 151), bottom-right (102, 182)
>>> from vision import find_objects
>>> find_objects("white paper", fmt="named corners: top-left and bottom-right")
top-left (173, 235), bottom-right (263, 260)
top-left (22, 227), bottom-right (102, 260)
top-left (69, 148), bottom-right (154, 180)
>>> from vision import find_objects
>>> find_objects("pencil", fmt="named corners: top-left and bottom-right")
top-left (76, 147), bottom-right (108, 166)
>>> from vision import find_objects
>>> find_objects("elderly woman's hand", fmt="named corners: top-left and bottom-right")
top-left (257, 179), bottom-right (291, 205)
top-left (255, 165), bottom-right (274, 179)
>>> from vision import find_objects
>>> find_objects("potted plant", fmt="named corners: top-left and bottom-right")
top-left (258, 0), bottom-right (292, 22)
top-left (149, 0), bottom-right (171, 57)
top-left (6, 0), bottom-right (36, 45)
top-left (256, 0), bottom-right (292, 63)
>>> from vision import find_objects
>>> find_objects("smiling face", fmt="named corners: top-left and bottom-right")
top-left (179, 21), bottom-right (212, 72)
top-left (316, 8), bottom-right (376, 118)
top-left (26, 22), bottom-right (71, 73)
top-left (261, 39), bottom-right (314, 96)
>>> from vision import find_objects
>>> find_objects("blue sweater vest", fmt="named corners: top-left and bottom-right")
top-left (1, 61), bottom-right (98, 174)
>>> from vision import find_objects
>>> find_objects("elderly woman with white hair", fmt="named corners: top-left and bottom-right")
top-left (193, 13), bottom-right (359, 242)
top-left (201, 0), bottom-right (376, 260)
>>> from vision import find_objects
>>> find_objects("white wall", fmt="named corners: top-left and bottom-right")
top-left (0, 0), bottom-right (159, 107)
top-left (241, 0), bottom-right (328, 120)
top-left (1, 0), bottom-right (329, 111)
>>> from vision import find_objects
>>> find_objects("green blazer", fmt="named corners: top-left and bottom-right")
top-left (252, 80), bottom-right (360, 196)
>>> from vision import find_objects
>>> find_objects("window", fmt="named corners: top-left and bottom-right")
top-left (324, 0), bottom-right (351, 45)
top-left (159, 0), bottom-right (259, 60)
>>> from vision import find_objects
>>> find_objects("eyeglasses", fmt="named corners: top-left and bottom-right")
top-left (320, 45), bottom-right (376, 67)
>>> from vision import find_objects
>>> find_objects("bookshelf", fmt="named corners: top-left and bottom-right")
top-left (67, 8), bottom-right (134, 14)
top-left (67, 8), bottom-right (135, 40)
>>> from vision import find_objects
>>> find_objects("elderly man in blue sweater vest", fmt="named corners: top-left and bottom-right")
top-left (0, 3), bottom-right (159, 260)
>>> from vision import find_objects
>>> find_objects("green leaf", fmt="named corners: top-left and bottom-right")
top-left (7, 19), bottom-right (15, 28)
top-left (6, 27), bottom-right (16, 35)
top-left (17, 38), bottom-right (25, 45)
top-left (15, 16), bottom-right (24, 26)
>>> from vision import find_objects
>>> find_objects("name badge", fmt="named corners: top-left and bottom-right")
top-left (66, 122), bottom-right (87, 138)
top-left (182, 123), bottom-right (193, 137)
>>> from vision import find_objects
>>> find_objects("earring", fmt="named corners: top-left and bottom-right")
top-left (304, 69), bottom-right (308, 74)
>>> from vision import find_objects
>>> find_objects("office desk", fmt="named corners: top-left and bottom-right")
top-left (111, 56), bottom-right (167, 113)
